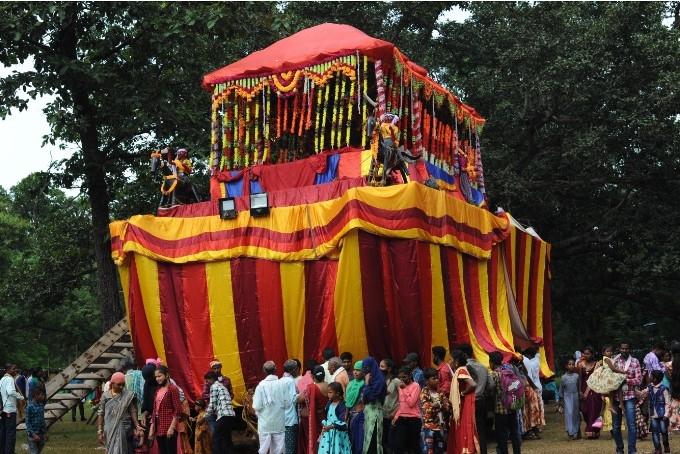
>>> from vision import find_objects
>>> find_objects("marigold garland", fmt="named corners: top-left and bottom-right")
top-left (271, 70), bottom-right (302, 93)
top-left (337, 75), bottom-right (347, 148)
top-left (346, 78), bottom-right (355, 148)
top-left (330, 73), bottom-right (340, 148)
top-left (306, 83), bottom-right (315, 131)
top-left (320, 82), bottom-right (330, 151)
top-left (314, 85), bottom-right (322, 153)
top-left (263, 87), bottom-right (271, 163)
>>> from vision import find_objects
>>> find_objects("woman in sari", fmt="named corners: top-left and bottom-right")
top-left (97, 372), bottom-right (142, 454)
top-left (297, 365), bottom-right (329, 453)
top-left (447, 350), bottom-right (479, 454)
top-left (577, 347), bottom-right (602, 439)
top-left (361, 357), bottom-right (386, 454)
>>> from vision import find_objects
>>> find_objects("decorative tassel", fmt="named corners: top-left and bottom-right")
top-left (276, 94), bottom-right (283, 139)
top-left (375, 59), bottom-right (386, 118)
top-left (298, 80), bottom-right (306, 137)
top-left (283, 95), bottom-right (290, 136)
top-left (253, 98), bottom-right (260, 165)
top-left (306, 81), bottom-right (315, 131)
top-left (361, 56), bottom-right (368, 149)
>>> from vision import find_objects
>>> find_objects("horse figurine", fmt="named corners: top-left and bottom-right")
top-left (150, 147), bottom-right (200, 208)
top-left (364, 93), bottom-right (421, 186)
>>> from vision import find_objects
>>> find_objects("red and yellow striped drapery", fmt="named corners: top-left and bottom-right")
top-left (111, 183), bottom-right (553, 403)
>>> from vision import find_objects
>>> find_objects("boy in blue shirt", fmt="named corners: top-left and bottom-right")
top-left (26, 388), bottom-right (47, 454)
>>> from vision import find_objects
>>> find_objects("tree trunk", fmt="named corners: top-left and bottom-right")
top-left (58, 4), bottom-right (123, 333)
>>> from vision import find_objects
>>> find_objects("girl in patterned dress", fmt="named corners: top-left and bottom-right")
top-left (319, 382), bottom-right (352, 454)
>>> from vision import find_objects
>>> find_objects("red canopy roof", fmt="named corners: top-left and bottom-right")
top-left (202, 23), bottom-right (395, 89)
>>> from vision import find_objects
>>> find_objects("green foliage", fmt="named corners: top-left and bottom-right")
top-left (438, 2), bottom-right (680, 352)
top-left (0, 173), bottom-right (99, 368)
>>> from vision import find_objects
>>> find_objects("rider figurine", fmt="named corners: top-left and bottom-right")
top-left (174, 148), bottom-right (193, 184)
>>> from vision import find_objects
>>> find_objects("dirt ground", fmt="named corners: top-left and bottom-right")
top-left (33, 401), bottom-right (679, 453)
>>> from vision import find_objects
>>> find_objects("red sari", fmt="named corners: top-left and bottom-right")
top-left (447, 366), bottom-right (479, 454)
top-left (301, 382), bottom-right (328, 454)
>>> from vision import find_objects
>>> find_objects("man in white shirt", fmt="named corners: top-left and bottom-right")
top-left (253, 361), bottom-right (286, 454)
top-left (279, 360), bottom-right (299, 454)
top-left (1, 364), bottom-right (26, 454)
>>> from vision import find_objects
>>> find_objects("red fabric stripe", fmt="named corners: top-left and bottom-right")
top-left (129, 198), bottom-right (504, 259)
top-left (380, 241), bottom-right (407, 363)
top-left (358, 232), bottom-right (391, 360)
top-left (303, 260), bottom-right (338, 362)
top-left (416, 242), bottom-right (433, 365)
top-left (527, 237), bottom-right (542, 338)
top-left (489, 247), bottom-right (513, 351)
top-left (543, 253), bottom-right (555, 371)
top-left (440, 248), bottom-right (466, 349)
top-left (157, 263), bottom-right (198, 401)
top-left (127, 256), bottom-right (157, 365)
top-left (461, 255), bottom-right (497, 352)
top-left (231, 258), bottom-right (267, 388)
top-left (255, 260), bottom-right (288, 370)
top-left (180, 263), bottom-right (214, 399)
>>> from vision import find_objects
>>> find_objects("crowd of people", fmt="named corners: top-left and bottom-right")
top-left (3, 339), bottom-right (680, 454)
top-left (559, 341), bottom-right (680, 454)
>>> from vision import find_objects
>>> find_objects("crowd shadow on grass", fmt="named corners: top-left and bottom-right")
top-left (34, 402), bottom-right (676, 454)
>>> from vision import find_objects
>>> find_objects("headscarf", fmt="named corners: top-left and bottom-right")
top-left (110, 372), bottom-right (125, 384)
top-left (361, 357), bottom-right (386, 404)
top-left (209, 360), bottom-right (222, 368)
top-left (345, 361), bottom-right (365, 408)
top-left (141, 363), bottom-right (158, 414)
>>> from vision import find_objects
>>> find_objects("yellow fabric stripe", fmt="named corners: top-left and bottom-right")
top-left (334, 231), bottom-right (369, 359)
top-left (280, 262), bottom-right (306, 362)
top-left (456, 253), bottom-right (488, 367)
top-left (360, 150), bottom-right (373, 176)
top-left (205, 261), bottom-right (246, 406)
top-left (118, 263), bottom-right (132, 333)
top-left (134, 254), bottom-right (166, 363)
top-left (429, 245), bottom-right (449, 351)
top-left (521, 237), bottom-right (532, 326)
top-left (534, 242), bottom-right (553, 376)
top-left (477, 260), bottom-right (507, 351)
top-left (119, 182), bottom-right (507, 241)
top-left (495, 253), bottom-right (515, 351)
top-left (509, 227), bottom-right (517, 296)
top-left (119, 219), bottom-right (492, 266)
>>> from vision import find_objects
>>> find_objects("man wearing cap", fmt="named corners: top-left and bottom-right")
top-left (403, 353), bottom-right (426, 388)
top-left (202, 359), bottom-right (233, 435)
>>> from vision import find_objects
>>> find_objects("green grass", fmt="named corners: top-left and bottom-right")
top-left (33, 402), bottom-right (677, 453)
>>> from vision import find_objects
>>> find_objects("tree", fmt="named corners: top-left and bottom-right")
top-left (436, 2), bottom-right (680, 351)
top-left (0, 2), bottom-right (278, 331)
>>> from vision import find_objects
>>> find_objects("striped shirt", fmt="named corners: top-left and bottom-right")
top-left (206, 381), bottom-right (235, 420)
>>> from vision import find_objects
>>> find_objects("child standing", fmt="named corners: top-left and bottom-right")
top-left (638, 370), bottom-right (670, 454)
top-left (319, 382), bottom-right (352, 454)
top-left (193, 399), bottom-right (212, 454)
top-left (558, 358), bottom-right (582, 440)
top-left (393, 366), bottom-right (423, 454)
top-left (25, 388), bottom-right (47, 454)
top-left (420, 368), bottom-right (449, 454)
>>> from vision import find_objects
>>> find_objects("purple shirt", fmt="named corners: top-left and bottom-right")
top-left (643, 351), bottom-right (664, 374)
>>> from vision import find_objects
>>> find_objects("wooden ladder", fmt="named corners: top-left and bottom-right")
top-left (17, 318), bottom-right (134, 430)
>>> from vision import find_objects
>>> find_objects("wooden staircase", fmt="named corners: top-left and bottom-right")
top-left (18, 319), bottom-right (134, 430)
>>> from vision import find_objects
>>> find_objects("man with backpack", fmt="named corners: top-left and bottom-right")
top-left (489, 351), bottom-right (523, 454)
